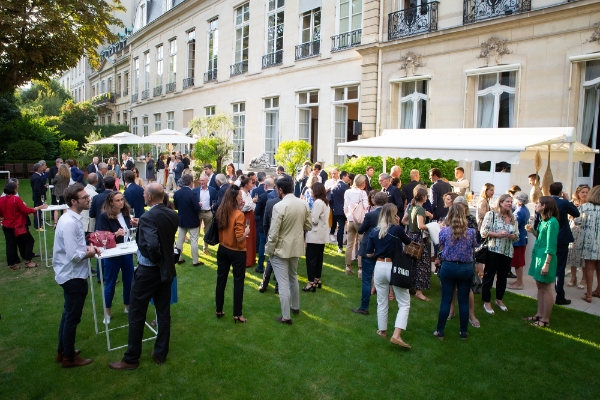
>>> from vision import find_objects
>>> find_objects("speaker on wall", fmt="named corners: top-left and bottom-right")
top-left (353, 121), bottom-right (362, 136)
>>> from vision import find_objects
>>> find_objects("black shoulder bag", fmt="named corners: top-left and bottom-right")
top-left (389, 234), bottom-right (414, 289)
top-left (204, 213), bottom-right (220, 246)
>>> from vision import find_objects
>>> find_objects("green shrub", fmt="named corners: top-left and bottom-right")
top-left (59, 139), bottom-right (79, 160)
top-left (7, 140), bottom-right (45, 161)
top-left (274, 140), bottom-right (312, 176)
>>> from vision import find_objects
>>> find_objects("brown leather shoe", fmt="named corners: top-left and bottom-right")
top-left (274, 316), bottom-right (293, 325)
top-left (108, 360), bottom-right (139, 370)
top-left (61, 356), bottom-right (93, 368)
top-left (150, 351), bottom-right (164, 365)
top-left (56, 349), bottom-right (81, 363)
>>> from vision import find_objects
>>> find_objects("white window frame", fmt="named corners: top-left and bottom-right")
top-left (143, 116), bottom-right (149, 136)
top-left (232, 102), bottom-right (246, 167)
top-left (169, 39), bottom-right (177, 84)
top-left (205, 106), bottom-right (216, 116)
top-left (154, 113), bottom-right (161, 132)
top-left (331, 84), bottom-right (360, 164)
top-left (144, 51), bottom-right (150, 91)
top-left (156, 45), bottom-right (164, 87)
top-left (132, 117), bottom-right (138, 135)
top-left (266, 0), bottom-right (285, 55)
top-left (300, 7), bottom-right (321, 45)
top-left (167, 111), bottom-right (175, 130)
top-left (187, 30), bottom-right (196, 79)
top-left (207, 18), bottom-right (218, 74)
top-left (234, 3), bottom-right (250, 64)
top-left (392, 77), bottom-right (430, 129)
top-left (337, 0), bottom-right (363, 34)
top-left (296, 90), bottom-right (319, 143)
top-left (263, 96), bottom-right (280, 165)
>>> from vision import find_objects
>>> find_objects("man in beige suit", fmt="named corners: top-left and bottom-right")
top-left (265, 176), bottom-right (312, 324)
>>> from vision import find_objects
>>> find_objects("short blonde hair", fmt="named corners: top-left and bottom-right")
top-left (353, 174), bottom-right (367, 189)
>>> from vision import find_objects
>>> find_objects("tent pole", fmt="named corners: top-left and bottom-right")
top-left (382, 157), bottom-right (387, 174)
top-left (567, 142), bottom-right (575, 196)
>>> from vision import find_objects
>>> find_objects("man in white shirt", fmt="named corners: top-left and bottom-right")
top-left (445, 167), bottom-right (470, 197)
top-left (193, 174), bottom-right (217, 255)
top-left (53, 183), bottom-right (101, 368)
top-left (165, 155), bottom-right (177, 192)
top-left (324, 168), bottom-right (340, 193)
top-left (83, 174), bottom-right (99, 233)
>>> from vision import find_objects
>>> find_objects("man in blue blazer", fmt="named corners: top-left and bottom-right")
top-left (330, 171), bottom-right (350, 252)
top-left (379, 173), bottom-right (406, 221)
top-left (353, 192), bottom-right (388, 315)
top-left (173, 156), bottom-right (185, 187)
top-left (203, 164), bottom-right (219, 190)
top-left (212, 174), bottom-right (230, 211)
top-left (192, 174), bottom-right (217, 255)
top-left (550, 182), bottom-right (579, 305)
top-left (123, 171), bottom-right (146, 218)
top-left (254, 177), bottom-right (274, 273)
top-left (429, 168), bottom-right (452, 221)
top-left (173, 174), bottom-right (203, 266)
top-left (30, 162), bottom-right (46, 230)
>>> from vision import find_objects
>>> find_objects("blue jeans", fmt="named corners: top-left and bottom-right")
top-left (436, 261), bottom-right (473, 335)
top-left (103, 254), bottom-right (134, 309)
top-left (257, 232), bottom-right (267, 270)
top-left (360, 257), bottom-right (376, 310)
top-left (57, 278), bottom-right (88, 359)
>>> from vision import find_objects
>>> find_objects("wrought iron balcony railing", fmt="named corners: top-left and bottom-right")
top-left (183, 77), bottom-right (194, 89)
top-left (116, 91), bottom-right (121, 99)
top-left (131, 93), bottom-right (138, 102)
top-left (230, 60), bottom-right (249, 76)
top-left (123, 89), bottom-right (129, 96)
top-left (91, 92), bottom-right (115, 106)
top-left (388, 2), bottom-right (439, 40)
top-left (295, 40), bottom-right (321, 60)
top-left (204, 69), bottom-right (217, 83)
top-left (331, 29), bottom-right (362, 52)
top-left (166, 82), bottom-right (176, 93)
top-left (262, 50), bottom-right (283, 69)
top-left (153, 86), bottom-right (162, 96)
top-left (141, 89), bottom-right (149, 99)
top-left (463, 0), bottom-right (531, 25)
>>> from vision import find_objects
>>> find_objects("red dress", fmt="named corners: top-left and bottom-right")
top-left (244, 209), bottom-right (257, 267)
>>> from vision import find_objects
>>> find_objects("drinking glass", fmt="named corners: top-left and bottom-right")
top-left (41, 195), bottom-right (45, 204)
top-left (128, 228), bottom-right (137, 246)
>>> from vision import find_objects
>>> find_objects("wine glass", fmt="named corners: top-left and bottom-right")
top-left (128, 227), bottom-right (137, 247)
top-left (41, 195), bottom-right (45, 204)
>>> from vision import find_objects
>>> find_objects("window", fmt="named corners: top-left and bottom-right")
top-left (234, 4), bottom-right (250, 68)
top-left (124, 72), bottom-right (129, 94)
top-left (123, 111), bottom-right (128, 125)
top-left (476, 71), bottom-right (516, 128)
top-left (117, 75), bottom-right (122, 94)
top-left (169, 39), bottom-right (177, 84)
top-left (101, 80), bottom-right (105, 93)
top-left (232, 102), bottom-right (246, 165)
top-left (297, 91), bottom-right (318, 142)
top-left (301, 8), bottom-right (320, 44)
top-left (264, 97), bottom-right (279, 164)
top-left (579, 60), bottom-right (600, 181)
top-left (399, 80), bottom-right (427, 129)
top-left (339, 0), bottom-right (362, 33)
top-left (143, 116), bottom-right (149, 136)
top-left (206, 19), bottom-right (218, 81)
top-left (332, 85), bottom-right (360, 164)
top-left (205, 106), bottom-right (215, 116)
top-left (267, 0), bottom-right (285, 55)
top-left (134, 58), bottom-right (140, 94)
top-left (187, 30), bottom-right (195, 81)
top-left (132, 117), bottom-right (138, 134)
top-left (167, 111), bottom-right (174, 129)
top-left (154, 113), bottom-right (161, 131)
top-left (156, 45), bottom-right (163, 87)
top-left (107, 114), bottom-right (112, 124)
top-left (117, 112), bottom-right (120, 124)
top-left (144, 51), bottom-right (150, 91)
top-left (108, 77), bottom-right (113, 93)
top-left (101, 114), bottom-right (106, 125)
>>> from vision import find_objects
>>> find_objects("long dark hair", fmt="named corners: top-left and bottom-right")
top-left (216, 185), bottom-right (241, 230)
top-left (538, 196), bottom-right (559, 221)
top-left (101, 191), bottom-right (131, 219)
top-left (311, 182), bottom-right (328, 206)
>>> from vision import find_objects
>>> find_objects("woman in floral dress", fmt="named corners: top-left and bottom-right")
top-left (567, 184), bottom-right (589, 289)
top-left (580, 185), bottom-right (600, 303)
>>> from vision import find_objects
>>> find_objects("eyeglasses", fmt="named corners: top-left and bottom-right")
top-left (78, 195), bottom-right (90, 201)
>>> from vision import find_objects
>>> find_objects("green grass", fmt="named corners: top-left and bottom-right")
top-left (0, 180), bottom-right (599, 399)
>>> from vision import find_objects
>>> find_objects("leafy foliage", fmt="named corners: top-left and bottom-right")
top-left (189, 111), bottom-right (235, 172)
top-left (7, 140), bottom-right (46, 161)
top-left (59, 139), bottom-right (79, 160)
top-left (0, 0), bottom-right (125, 93)
top-left (17, 80), bottom-right (72, 116)
top-left (274, 140), bottom-right (312, 177)
top-left (1, 111), bottom-right (61, 160)
top-left (193, 136), bottom-right (233, 174)
top-left (56, 100), bottom-right (98, 146)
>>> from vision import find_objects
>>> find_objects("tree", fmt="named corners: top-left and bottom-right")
top-left (17, 80), bottom-right (72, 116)
top-left (189, 111), bottom-right (234, 172)
top-left (57, 100), bottom-right (97, 145)
top-left (274, 140), bottom-right (312, 177)
top-left (59, 139), bottom-right (79, 160)
top-left (0, 0), bottom-right (125, 93)
top-left (81, 130), bottom-right (115, 158)
top-left (7, 140), bottom-right (45, 161)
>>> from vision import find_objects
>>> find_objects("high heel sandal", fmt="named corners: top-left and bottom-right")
top-left (314, 279), bottom-right (322, 288)
top-left (215, 312), bottom-right (225, 318)
top-left (233, 316), bottom-right (247, 324)
top-left (566, 278), bottom-right (577, 287)
top-left (345, 266), bottom-right (354, 275)
top-left (302, 282), bottom-right (316, 292)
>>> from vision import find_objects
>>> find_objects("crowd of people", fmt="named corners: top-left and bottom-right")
top-left (2, 156), bottom-right (600, 369)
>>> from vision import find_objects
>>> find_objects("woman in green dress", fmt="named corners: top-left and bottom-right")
top-left (524, 196), bottom-right (559, 328)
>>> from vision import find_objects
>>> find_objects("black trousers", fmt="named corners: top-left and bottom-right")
top-left (261, 259), bottom-right (278, 289)
top-left (3, 225), bottom-right (34, 265)
top-left (123, 265), bottom-right (172, 364)
top-left (57, 278), bottom-right (88, 360)
top-left (305, 243), bottom-right (325, 282)
top-left (33, 198), bottom-right (42, 229)
top-left (555, 243), bottom-right (569, 301)
top-left (215, 245), bottom-right (246, 316)
top-left (332, 214), bottom-right (347, 248)
top-left (482, 251), bottom-right (512, 303)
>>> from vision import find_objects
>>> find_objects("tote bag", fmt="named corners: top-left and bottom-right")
top-left (390, 235), bottom-right (413, 288)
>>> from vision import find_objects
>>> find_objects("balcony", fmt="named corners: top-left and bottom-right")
top-left (166, 82), bottom-right (176, 93)
top-left (262, 50), bottom-right (283, 69)
top-left (116, 92), bottom-right (121, 99)
top-left (123, 89), bottom-right (129, 96)
top-left (153, 85), bottom-right (162, 97)
top-left (141, 89), bottom-right (149, 99)
top-left (295, 40), bottom-right (321, 60)
top-left (183, 77), bottom-right (194, 89)
top-left (463, 0), bottom-right (531, 25)
top-left (331, 29), bottom-right (362, 52)
top-left (131, 93), bottom-right (138, 102)
top-left (204, 69), bottom-right (217, 83)
top-left (230, 60), bottom-right (248, 76)
top-left (91, 92), bottom-right (115, 106)
top-left (388, 2), bottom-right (439, 40)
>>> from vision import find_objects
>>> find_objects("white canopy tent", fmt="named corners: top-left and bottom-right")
top-left (136, 129), bottom-right (198, 144)
top-left (337, 128), bottom-right (598, 193)
top-left (88, 131), bottom-right (143, 161)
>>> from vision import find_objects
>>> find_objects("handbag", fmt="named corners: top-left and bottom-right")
top-left (471, 267), bottom-right (483, 294)
top-left (204, 214), bottom-right (219, 246)
top-left (404, 230), bottom-right (424, 260)
top-left (474, 211), bottom-right (495, 263)
top-left (351, 202), bottom-right (365, 224)
top-left (390, 235), bottom-right (413, 288)
top-left (87, 231), bottom-right (117, 249)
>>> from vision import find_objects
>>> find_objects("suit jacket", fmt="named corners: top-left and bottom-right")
top-left (95, 212), bottom-right (131, 244)
top-left (265, 194), bottom-right (312, 258)
top-left (192, 186), bottom-right (217, 212)
top-left (173, 186), bottom-right (201, 228)
top-left (123, 159), bottom-right (134, 171)
top-left (95, 173), bottom-right (105, 194)
top-left (30, 173), bottom-right (45, 202)
top-left (250, 184), bottom-right (266, 219)
top-left (384, 185), bottom-right (406, 220)
top-left (263, 196), bottom-right (281, 235)
top-left (207, 173), bottom-right (219, 190)
top-left (402, 180), bottom-right (419, 205)
top-left (87, 163), bottom-right (98, 174)
top-left (331, 181), bottom-right (349, 216)
top-left (319, 170), bottom-right (328, 183)
top-left (124, 183), bottom-right (146, 218)
top-left (137, 203), bottom-right (179, 282)
top-left (552, 195), bottom-right (579, 244)
top-left (365, 176), bottom-right (372, 193)
top-left (358, 207), bottom-right (382, 258)
top-left (174, 162), bottom-right (185, 182)
top-left (47, 166), bottom-right (58, 189)
top-left (431, 180), bottom-right (452, 220)
top-left (89, 190), bottom-right (112, 219)
top-left (255, 189), bottom-right (273, 224)
top-left (213, 183), bottom-right (230, 211)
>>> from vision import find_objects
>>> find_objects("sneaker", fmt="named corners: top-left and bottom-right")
top-left (358, 269), bottom-right (362, 279)
top-left (330, 235), bottom-right (336, 243)
top-left (124, 307), bottom-right (129, 314)
top-left (338, 247), bottom-right (343, 254)
top-left (103, 315), bottom-right (111, 324)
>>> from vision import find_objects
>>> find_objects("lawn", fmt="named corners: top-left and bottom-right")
top-left (0, 180), bottom-right (598, 399)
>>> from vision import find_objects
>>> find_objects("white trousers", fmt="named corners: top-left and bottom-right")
top-left (374, 261), bottom-right (411, 331)
top-left (157, 169), bottom-right (165, 186)
top-left (166, 174), bottom-right (176, 192)
top-left (176, 226), bottom-right (199, 263)
top-left (270, 255), bottom-right (300, 320)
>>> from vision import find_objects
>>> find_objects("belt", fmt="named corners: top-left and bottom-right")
top-left (200, 209), bottom-right (212, 212)
top-left (377, 258), bottom-right (392, 262)
top-left (138, 264), bottom-right (157, 268)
